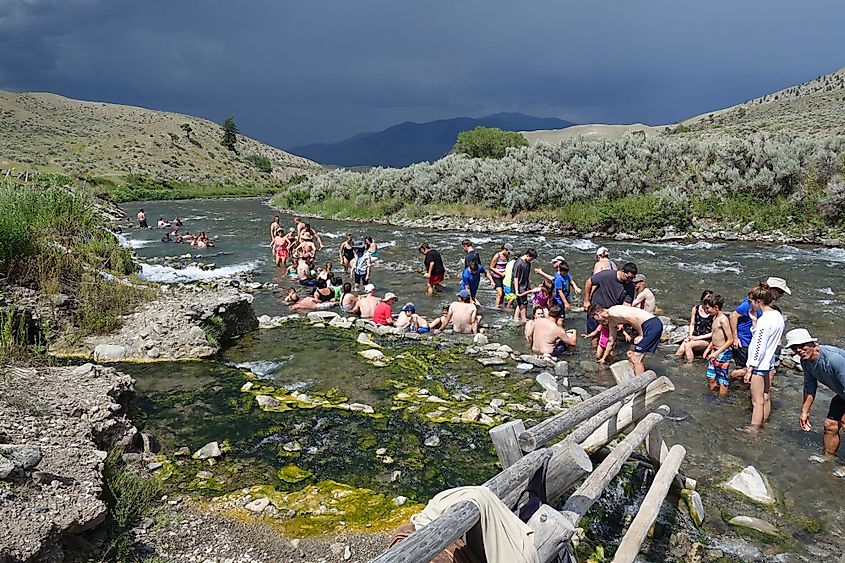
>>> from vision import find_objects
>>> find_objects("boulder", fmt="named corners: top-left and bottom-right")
top-left (256, 395), bottom-right (280, 408)
top-left (461, 406), bottom-right (481, 422)
top-left (0, 445), bottom-right (42, 470)
top-left (188, 346), bottom-right (216, 358)
top-left (535, 372), bottom-right (559, 394)
top-left (554, 361), bottom-right (569, 378)
top-left (497, 345), bottom-right (514, 354)
top-left (723, 466), bottom-right (775, 504)
top-left (473, 334), bottom-right (489, 345)
top-left (682, 489), bottom-right (705, 527)
top-left (329, 316), bottom-right (354, 329)
top-left (542, 389), bottom-right (563, 405)
top-left (192, 441), bottom-right (222, 460)
top-left (0, 456), bottom-right (14, 479)
top-left (93, 344), bottom-right (127, 362)
top-left (728, 515), bottom-right (781, 538)
top-left (358, 349), bottom-right (385, 361)
top-left (519, 355), bottom-right (554, 368)
top-left (146, 347), bottom-right (161, 359)
top-left (570, 387), bottom-right (590, 400)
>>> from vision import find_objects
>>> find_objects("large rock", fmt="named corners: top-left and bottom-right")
top-left (554, 361), bottom-right (569, 377)
top-left (519, 355), bottom-right (554, 368)
top-left (535, 372), bottom-right (559, 394)
top-left (93, 344), bottom-right (127, 362)
top-left (0, 444), bottom-right (42, 470)
top-left (192, 441), bottom-right (222, 460)
top-left (728, 515), bottom-right (781, 537)
top-left (723, 466), bottom-right (775, 504)
top-left (356, 332), bottom-right (381, 348)
top-left (358, 349), bottom-right (385, 361)
top-left (308, 311), bottom-right (340, 323)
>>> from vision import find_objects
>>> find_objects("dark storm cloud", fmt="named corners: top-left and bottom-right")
top-left (1, 0), bottom-right (844, 147)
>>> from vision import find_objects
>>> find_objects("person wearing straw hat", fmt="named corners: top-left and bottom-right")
top-left (788, 328), bottom-right (845, 462)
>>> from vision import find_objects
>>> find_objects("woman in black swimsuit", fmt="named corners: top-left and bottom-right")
top-left (675, 290), bottom-right (714, 361)
top-left (339, 233), bottom-right (355, 274)
top-left (313, 279), bottom-right (335, 303)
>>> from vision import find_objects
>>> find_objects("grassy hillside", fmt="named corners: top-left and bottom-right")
top-left (0, 90), bottom-right (319, 184)
top-left (668, 66), bottom-right (845, 139)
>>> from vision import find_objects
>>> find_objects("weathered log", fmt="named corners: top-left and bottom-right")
top-left (498, 443), bottom-right (592, 510)
top-left (612, 445), bottom-right (687, 563)
top-left (544, 402), bottom-right (622, 503)
top-left (559, 407), bottom-right (670, 529)
top-left (519, 371), bottom-right (658, 452)
top-left (579, 377), bottom-right (674, 454)
top-left (646, 425), bottom-right (669, 470)
top-left (369, 500), bottom-right (479, 563)
top-left (489, 419), bottom-right (526, 468)
top-left (527, 504), bottom-right (575, 563)
top-left (610, 359), bottom-right (635, 384)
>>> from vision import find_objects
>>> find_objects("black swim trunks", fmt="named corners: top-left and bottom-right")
top-left (552, 341), bottom-right (567, 357)
top-left (827, 395), bottom-right (845, 423)
top-left (515, 295), bottom-right (528, 307)
top-left (733, 346), bottom-right (749, 368)
top-left (585, 316), bottom-right (599, 336)
top-left (633, 317), bottom-right (663, 354)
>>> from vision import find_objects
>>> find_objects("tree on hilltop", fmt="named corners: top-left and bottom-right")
top-left (221, 116), bottom-right (239, 153)
top-left (452, 126), bottom-right (528, 159)
top-left (180, 122), bottom-right (193, 140)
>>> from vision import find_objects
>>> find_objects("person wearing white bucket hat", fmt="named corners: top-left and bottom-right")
top-left (788, 328), bottom-right (845, 461)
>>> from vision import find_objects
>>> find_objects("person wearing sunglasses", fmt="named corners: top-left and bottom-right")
top-left (789, 328), bottom-right (845, 463)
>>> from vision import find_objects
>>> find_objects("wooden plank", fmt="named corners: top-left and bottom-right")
top-left (645, 426), bottom-right (668, 470)
top-left (610, 359), bottom-right (635, 384)
top-left (526, 504), bottom-right (575, 563)
top-left (612, 445), bottom-right (687, 563)
top-left (489, 419), bottom-right (526, 468)
top-left (560, 407), bottom-right (670, 528)
top-left (369, 500), bottom-right (479, 563)
top-left (579, 377), bottom-right (674, 454)
top-left (499, 443), bottom-right (592, 510)
top-left (518, 371), bottom-right (658, 452)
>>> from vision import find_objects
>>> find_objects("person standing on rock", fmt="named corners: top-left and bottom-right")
top-left (582, 262), bottom-right (637, 349)
top-left (489, 242), bottom-right (512, 308)
top-left (420, 243), bottom-right (445, 294)
top-left (137, 209), bottom-right (148, 229)
top-left (789, 328), bottom-right (845, 466)
top-left (512, 248), bottom-right (538, 323)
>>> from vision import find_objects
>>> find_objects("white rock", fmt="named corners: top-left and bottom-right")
top-left (283, 441), bottom-right (302, 452)
top-left (0, 456), bottom-right (14, 479)
top-left (728, 515), bottom-right (781, 537)
top-left (542, 389), bottom-right (563, 405)
top-left (570, 387), bottom-right (590, 399)
top-left (256, 395), bottom-right (280, 408)
top-left (393, 496), bottom-right (408, 506)
top-left (240, 382), bottom-right (254, 392)
top-left (554, 361), bottom-right (569, 377)
top-left (375, 448), bottom-right (387, 456)
top-left (307, 311), bottom-right (340, 323)
top-left (519, 354), bottom-right (553, 368)
top-left (535, 371), bottom-right (559, 393)
top-left (723, 466), bottom-right (775, 504)
top-left (344, 545), bottom-right (352, 560)
top-left (348, 403), bottom-right (375, 414)
top-left (93, 344), bottom-right (127, 362)
top-left (461, 406), bottom-right (481, 422)
top-left (497, 344), bottom-right (513, 354)
top-left (490, 398), bottom-right (505, 408)
top-left (289, 539), bottom-right (300, 549)
top-left (245, 497), bottom-right (270, 513)
top-left (515, 363), bottom-right (535, 373)
top-left (424, 435), bottom-right (441, 447)
top-left (477, 357), bottom-right (506, 366)
top-left (426, 396), bottom-right (448, 403)
top-left (192, 441), bottom-right (222, 460)
top-left (473, 334), bottom-right (489, 345)
top-left (491, 371), bottom-right (509, 378)
top-left (358, 349), bottom-right (385, 361)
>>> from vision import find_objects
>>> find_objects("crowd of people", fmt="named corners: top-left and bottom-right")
top-left (270, 216), bottom-right (845, 462)
top-left (136, 208), bottom-right (214, 247)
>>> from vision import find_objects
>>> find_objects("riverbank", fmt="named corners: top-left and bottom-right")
top-left (270, 195), bottom-right (845, 247)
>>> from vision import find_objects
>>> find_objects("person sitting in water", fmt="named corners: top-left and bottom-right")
top-left (525, 303), bottom-right (577, 357)
top-left (676, 290), bottom-right (714, 361)
top-left (173, 216), bottom-right (183, 227)
top-left (366, 236), bottom-right (379, 261)
top-left (161, 232), bottom-right (173, 242)
top-left (317, 261), bottom-right (333, 282)
top-left (590, 303), bottom-right (663, 374)
top-left (296, 256), bottom-right (315, 283)
top-left (329, 276), bottom-right (343, 302)
top-left (428, 306), bottom-right (450, 331)
top-left (373, 292), bottom-right (398, 326)
top-left (442, 289), bottom-right (481, 334)
top-left (283, 288), bottom-right (300, 304)
top-left (401, 304), bottom-right (430, 334)
top-left (350, 284), bottom-right (381, 319)
top-left (631, 274), bottom-right (656, 314)
top-left (176, 230), bottom-right (193, 244)
top-left (157, 217), bottom-right (171, 228)
top-left (340, 282), bottom-right (358, 313)
top-left (312, 279), bottom-right (336, 304)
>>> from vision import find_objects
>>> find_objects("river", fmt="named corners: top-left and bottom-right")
top-left (119, 197), bottom-right (845, 557)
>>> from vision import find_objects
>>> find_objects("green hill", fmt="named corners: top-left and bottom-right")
top-left (0, 90), bottom-right (319, 183)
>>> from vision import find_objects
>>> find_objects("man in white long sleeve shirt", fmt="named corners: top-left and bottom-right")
top-left (788, 328), bottom-right (845, 462)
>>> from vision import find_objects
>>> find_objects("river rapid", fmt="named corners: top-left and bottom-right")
top-left (120, 198), bottom-right (845, 556)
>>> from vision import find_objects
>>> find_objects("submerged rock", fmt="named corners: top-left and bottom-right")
top-left (424, 435), bottom-right (441, 447)
top-left (728, 515), bottom-right (781, 537)
top-left (554, 361), bottom-right (569, 377)
top-left (519, 355), bottom-right (554, 368)
top-left (358, 349), bottom-right (385, 361)
top-left (723, 466), bottom-right (775, 504)
top-left (477, 357), bottom-right (506, 366)
top-left (192, 441), bottom-right (222, 460)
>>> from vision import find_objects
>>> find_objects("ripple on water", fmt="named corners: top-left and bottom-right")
top-left (676, 261), bottom-right (743, 275)
top-left (233, 358), bottom-right (292, 378)
top-left (138, 260), bottom-right (262, 283)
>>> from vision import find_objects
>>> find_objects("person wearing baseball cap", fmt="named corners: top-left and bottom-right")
top-left (631, 274), bottom-right (656, 314)
top-left (592, 246), bottom-right (617, 274)
top-left (373, 292), bottom-right (398, 326)
top-left (443, 289), bottom-right (481, 334)
top-left (788, 328), bottom-right (845, 462)
top-left (398, 302), bottom-right (431, 334)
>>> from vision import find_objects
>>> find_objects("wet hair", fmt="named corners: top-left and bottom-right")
top-left (589, 303), bottom-right (606, 317)
top-left (748, 283), bottom-right (774, 305)
top-left (469, 259), bottom-right (479, 271)
top-left (441, 305), bottom-right (449, 313)
top-left (548, 303), bottom-right (562, 319)
top-left (342, 282), bottom-right (352, 295)
top-left (365, 236), bottom-right (374, 244)
top-left (332, 276), bottom-right (342, 286)
top-left (304, 223), bottom-right (311, 229)
top-left (419, 243), bottom-right (430, 251)
top-left (462, 239), bottom-right (472, 247)
top-left (315, 278), bottom-right (327, 289)
top-left (558, 260), bottom-right (570, 274)
top-left (703, 294), bottom-right (725, 310)
top-left (621, 262), bottom-right (638, 275)
top-left (700, 290), bottom-right (714, 303)
top-left (525, 248), bottom-right (538, 259)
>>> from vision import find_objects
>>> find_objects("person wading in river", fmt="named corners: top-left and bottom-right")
top-left (590, 303), bottom-right (663, 374)
top-left (339, 233), bottom-right (355, 274)
top-left (582, 262), bottom-right (637, 351)
top-left (269, 216), bottom-right (281, 246)
top-left (489, 242), bottom-right (512, 309)
top-left (137, 209), bottom-right (148, 229)
top-left (789, 328), bottom-right (845, 468)
top-left (420, 243), bottom-right (446, 294)
top-left (741, 283), bottom-right (784, 433)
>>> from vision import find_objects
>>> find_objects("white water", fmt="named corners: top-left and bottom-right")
top-left (138, 260), bottom-right (261, 283)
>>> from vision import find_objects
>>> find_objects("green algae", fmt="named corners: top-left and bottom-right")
top-left (277, 464), bottom-right (313, 484)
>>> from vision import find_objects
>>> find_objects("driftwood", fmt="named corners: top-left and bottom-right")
top-left (527, 504), bottom-right (575, 563)
top-left (489, 420), bottom-right (526, 468)
top-left (518, 371), bottom-right (658, 452)
top-left (612, 445), bottom-right (687, 563)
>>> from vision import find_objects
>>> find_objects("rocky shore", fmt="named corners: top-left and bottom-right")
top-left (273, 205), bottom-right (844, 248)
top-left (0, 363), bottom-right (133, 561)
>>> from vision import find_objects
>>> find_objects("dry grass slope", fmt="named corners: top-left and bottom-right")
top-left (0, 90), bottom-right (320, 182)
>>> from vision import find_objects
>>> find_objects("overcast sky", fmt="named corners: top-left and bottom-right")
top-left (1, 0), bottom-right (844, 148)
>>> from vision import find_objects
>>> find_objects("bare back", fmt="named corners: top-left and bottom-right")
top-left (606, 305), bottom-right (654, 336)
top-left (449, 301), bottom-right (477, 333)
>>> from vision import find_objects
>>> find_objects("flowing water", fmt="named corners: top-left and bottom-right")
top-left (120, 198), bottom-right (845, 553)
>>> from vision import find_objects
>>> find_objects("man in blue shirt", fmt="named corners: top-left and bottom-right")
top-left (789, 328), bottom-right (845, 462)
top-left (460, 259), bottom-right (494, 304)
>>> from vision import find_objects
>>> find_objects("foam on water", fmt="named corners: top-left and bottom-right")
top-left (234, 358), bottom-right (291, 378)
top-left (649, 240), bottom-right (726, 250)
top-left (138, 260), bottom-right (261, 283)
top-left (676, 261), bottom-right (743, 275)
top-left (817, 287), bottom-right (835, 295)
top-left (568, 239), bottom-right (598, 252)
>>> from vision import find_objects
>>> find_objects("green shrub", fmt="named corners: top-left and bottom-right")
top-left (245, 154), bottom-right (273, 173)
top-left (453, 126), bottom-right (528, 159)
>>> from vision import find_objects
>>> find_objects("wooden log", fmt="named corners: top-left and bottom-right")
top-left (544, 402), bottom-right (622, 503)
top-left (559, 407), bottom-right (669, 529)
top-left (579, 376), bottom-right (674, 454)
top-left (369, 500), bottom-right (479, 563)
top-left (610, 359), bottom-right (635, 384)
top-left (519, 371), bottom-right (658, 452)
top-left (526, 504), bottom-right (575, 563)
top-left (612, 445), bottom-right (687, 563)
top-left (489, 419), bottom-right (526, 468)
top-left (645, 425), bottom-right (668, 470)
top-left (499, 443), bottom-right (592, 509)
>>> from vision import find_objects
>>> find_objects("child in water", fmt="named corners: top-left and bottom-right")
top-left (702, 294), bottom-right (733, 399)
top-left (283, 288), bottom-right (299, 304)
top-left (582, 320), bottom-right (611, 363)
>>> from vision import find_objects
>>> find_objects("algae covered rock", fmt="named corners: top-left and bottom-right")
top-left (723, 465), bottom-right (775, 504)
top-left (277, 464), bottom-right (313, 484)
top-left (192, 441), bottom-right (222, 460)
top-left (358, 348), bottom-right (385, 361)
top-left (728, 515), bottom-right (782, 538)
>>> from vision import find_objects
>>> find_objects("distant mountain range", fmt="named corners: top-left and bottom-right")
top-left (288, 113), bottom-right (575, 167)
